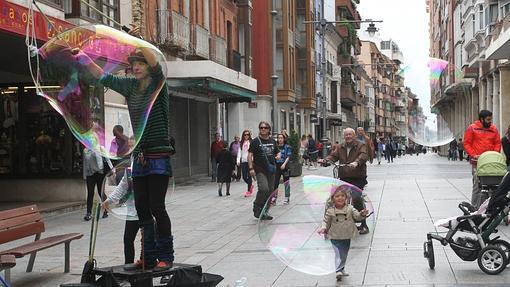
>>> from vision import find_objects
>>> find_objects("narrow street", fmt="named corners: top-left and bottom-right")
top-left (5, 153), bottom-right (510, 286)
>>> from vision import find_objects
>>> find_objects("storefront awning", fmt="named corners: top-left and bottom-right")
top-left (166, 60), bottom-right (257, 103)
top-left (167, 78), bottom-right (256, 103)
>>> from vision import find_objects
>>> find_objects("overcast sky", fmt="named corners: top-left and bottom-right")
top-left (325, 0), bottom-right (432, 116)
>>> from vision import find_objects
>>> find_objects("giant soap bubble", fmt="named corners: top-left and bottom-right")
top-left (34, 25), bottom-right (167, 159)
top-left (399, 58), bottom-right (465, 147)
top-left (258, 176), bottom-right (375, 275)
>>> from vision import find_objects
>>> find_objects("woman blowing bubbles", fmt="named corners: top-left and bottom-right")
top-left (72, 25), bottom-right (174, 270)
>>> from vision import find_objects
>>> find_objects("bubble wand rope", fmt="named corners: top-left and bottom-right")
top-left (90, 201), bottom-right (101, 260)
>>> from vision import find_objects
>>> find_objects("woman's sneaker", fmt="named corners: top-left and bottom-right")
top-left (283, 197), bottom-right (290, 205)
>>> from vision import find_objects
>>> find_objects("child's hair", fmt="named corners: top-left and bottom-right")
top-left (330, 185), bottom-right (351, 201)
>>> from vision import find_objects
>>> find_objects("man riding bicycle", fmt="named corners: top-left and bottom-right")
top-left (319, 128), bottom-right (370, 234)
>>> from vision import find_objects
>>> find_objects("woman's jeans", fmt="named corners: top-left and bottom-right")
top-left (274, 164), bottom-right (290, 198)
top-left (240, 162), bottom-right (252, 190)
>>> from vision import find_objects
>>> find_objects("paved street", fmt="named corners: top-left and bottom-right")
top-left (4, 153), bottom-right (510, 286)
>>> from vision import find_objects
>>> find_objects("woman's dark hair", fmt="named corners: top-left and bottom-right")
top-left (479, 110), bottom-right (493, 120)
top-left (277, 133), bottom-right (287, 145)
top-left (240, 130), bottom-right (252, 146)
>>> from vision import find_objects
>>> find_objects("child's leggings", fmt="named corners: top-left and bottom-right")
top-left (331, 239), bottom-right (351, 272)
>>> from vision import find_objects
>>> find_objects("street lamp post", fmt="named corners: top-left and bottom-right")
top-left (306, 1), bottom-right (382, 158)
top-left (271, 3), bottom-right (279, 134)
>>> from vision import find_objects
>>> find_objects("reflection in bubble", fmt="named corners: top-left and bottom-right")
top-left (258, 176), bottom-right (375, 276)
top-left (102, 159), bottom-right (138, 221)
top-left (399, 58), bottom-right (464, 147)
top-left (34, 25), bottom-right (167, 159)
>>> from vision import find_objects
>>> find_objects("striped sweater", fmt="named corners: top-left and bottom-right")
top-left (100, 64), bottom-right (173, 154)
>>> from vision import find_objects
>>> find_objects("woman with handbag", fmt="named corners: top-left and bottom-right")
top-left (237, 130), bottom-right (254, 197)
top-left (272, 133), bottom-right (292, 205)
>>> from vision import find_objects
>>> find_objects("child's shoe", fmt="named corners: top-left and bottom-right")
top-left (283, 197), bottom-right (290, 205)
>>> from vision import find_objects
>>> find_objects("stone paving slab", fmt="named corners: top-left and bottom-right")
top-left (4, 153), bottom-right (510, 286)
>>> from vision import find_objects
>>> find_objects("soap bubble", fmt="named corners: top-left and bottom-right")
top-left (258, 175), bottom-right (375, 275)
top-left (101, 159), bottom-right (137, 221)
top-left (398, 58), bottom-right (464, 147)
top-left (34, 24), bottom-right (167, 159)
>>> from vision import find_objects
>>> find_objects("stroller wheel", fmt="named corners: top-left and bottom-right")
top-left (423, 241), bottom-right (435, 269)
top-left (477, 246), bottom-right (508, 275)
top-left (491, 240), bottom-right (510, 265)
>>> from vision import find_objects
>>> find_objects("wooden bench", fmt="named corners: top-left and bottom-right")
top-left (0, 205), bottom-right (83, 282)
top-left (0, 254), bottom-right (15, 284)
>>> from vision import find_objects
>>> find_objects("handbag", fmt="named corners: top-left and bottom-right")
top-left (258, 137), bottom-right (276, 173)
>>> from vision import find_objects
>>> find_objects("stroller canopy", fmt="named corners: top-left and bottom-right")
top-left (476, 151), bottom-right (507, 177)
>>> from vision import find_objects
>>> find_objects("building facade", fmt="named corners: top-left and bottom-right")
top-left (429, 0), bottom-right (510, 155)
top-left (139, 0), bottom-right (257, 178)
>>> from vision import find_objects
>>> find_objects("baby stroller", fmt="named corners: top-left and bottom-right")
top-left (424, 172), bottom-right (510, 274)
top-left (477, 151), bottom-right (508, 205)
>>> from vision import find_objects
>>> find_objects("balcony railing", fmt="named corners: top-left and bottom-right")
top-left (158, 10), bottom-right (190, 52)
top-left (191, 24), bottom-right (210, 59)
top-left (210, 35), bottom-right (227, 66)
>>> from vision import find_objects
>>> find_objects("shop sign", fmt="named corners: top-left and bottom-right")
top-left (328, 118), bottom-right (342, 127)
top-left (0, 0), bottom-right (74, 42)
top-left (310, 114), bottom-right (318, 123)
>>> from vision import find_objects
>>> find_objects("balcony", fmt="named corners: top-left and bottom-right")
top-left (210, 35), bottom-right (227, 66)
top-left (486, 13), bottom-right (510, 60)
top-left (158, 10), bottom-right (190, 52)
top-left (340, 82), bottom-right (356, 107)
top-left (190, 24), bottom-right (210, 59)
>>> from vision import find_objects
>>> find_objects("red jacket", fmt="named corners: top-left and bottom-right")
top-left (211, 140), bottom-right (225, 159)
top-left (463, 120), bottom-right (501, 158)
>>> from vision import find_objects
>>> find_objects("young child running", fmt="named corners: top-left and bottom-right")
top-left (318, 186), bottom-right (368, 281)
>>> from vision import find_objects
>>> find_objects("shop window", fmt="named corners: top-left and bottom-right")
top-left (0, 86), bottom-right (83, 178)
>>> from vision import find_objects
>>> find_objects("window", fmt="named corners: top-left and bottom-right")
top-left (502, 3), bottom-right (510, 19)
top-left (479, 5), bottom-right (484, 30)
top-left (77, 0), bottom-right (120, 27)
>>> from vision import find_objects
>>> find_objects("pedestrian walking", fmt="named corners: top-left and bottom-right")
top-left (318, 186), bottom-right (368, 281)
top-left (502, 125), bottom-right (510, 171)
top-left (273, 133), bottom-right (292, 205)
top-left (307, 134), bottom-right (319, 169)
top-left (357, 127), bottom-right (373, 164)
top-left (83, 147), bottom-right (108, 221)
top-left (237, 130), bottom-right (254, 197)
top-left (448, 138), bottom-right (458, 161)
top-left (376, 138), bottom-right (384, 165)
top-left (458, 138), bottom-right (464, 161)
top-left (300, 134), bottom-right (309, 166)
top-left (210, 133), bottom-right (225, 182)
top-left (229, 135), bottom-right (242, 182)
top-left (464, 110), bottom-right (502, 208)
top-left (216, 142), bottom-right (235, 196)
top-left (320, 128), bottom-right (370, 234)
top-left (79, 37), bottom-right (175, 270)
top-left (248, 121), bottom-right (280, 220)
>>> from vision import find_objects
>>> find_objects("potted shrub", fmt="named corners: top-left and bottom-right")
top-left (287, 130), bottom-right (302, 177)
